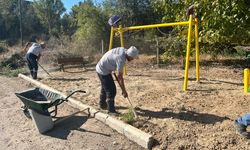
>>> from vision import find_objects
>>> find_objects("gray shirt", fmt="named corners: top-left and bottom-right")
top-left (96, 47), bottom-right (126, 75)
top-left (27, 43), bottom-right (43, 56)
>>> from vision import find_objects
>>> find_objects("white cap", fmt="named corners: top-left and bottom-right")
top-left (40, 42), bottom-right (46, 45)
top-left (126, 46), bottom-right (139, 58)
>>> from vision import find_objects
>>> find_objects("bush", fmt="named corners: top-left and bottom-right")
top-left (160, 36), bottom-right (186, 63)
top-left (120, 107), bottom-right (136, 124)
top-left (0, 66), bottom-right (26, 77)
top-left (0, 53), bottom-right (26, 69)
top-left (0, 43), bottom-right (8, 54)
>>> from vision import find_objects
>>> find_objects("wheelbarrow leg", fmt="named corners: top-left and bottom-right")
top-left (21, 106), bottom-right (32, 119)
top-left (50, 105), bottom-right (58, 118)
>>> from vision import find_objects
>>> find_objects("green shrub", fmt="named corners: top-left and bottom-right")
top-left (0, 53), bottom-right (26, 69)
top-left (0, 66), bottom-right (26, 77)
top-left (120, 107), bottom-right (135, 124)
top-left (0, 45), bottom-right (8, 54)
top-left (160, 35), bottom-right (186, 63)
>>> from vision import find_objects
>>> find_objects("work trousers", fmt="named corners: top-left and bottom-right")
top-left (26, 53), bottom-right (38, 79)
top-left (97, 73), bottom-right (116, 112)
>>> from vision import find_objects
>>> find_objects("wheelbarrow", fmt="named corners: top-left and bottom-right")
top-left (15, 87), bottom-right (89, 133)
top-left (15, 87), bottom-right (87, 118)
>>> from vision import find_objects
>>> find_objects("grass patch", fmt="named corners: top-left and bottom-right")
top-left (0, 66), bottom-right (26, 77)
top-left (120, 107), bottom-right (136, 124)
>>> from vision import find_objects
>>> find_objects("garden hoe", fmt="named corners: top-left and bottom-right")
top-left (113, 73), bottom-right (138, 119)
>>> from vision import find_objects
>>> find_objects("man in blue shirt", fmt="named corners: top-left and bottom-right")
top-left (96, 46), bottom-right (139, 114)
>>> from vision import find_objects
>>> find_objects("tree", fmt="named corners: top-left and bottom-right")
top-left (22, 1), bottom-right (45, 38)
top-left (72, 0), bottom-right (109, 53)
top-left (152, 0), bottom-right (250, 46)
top-left (61, 13), bottom-right (77, 37)
top-left (0, 0), bottom-right (45, 43)
top-left (102, 0), bottom-right (158, 27)
top-left (33, 0), bottom-right (66, 36)
top-left (0, 0), bottom-right (19, 41)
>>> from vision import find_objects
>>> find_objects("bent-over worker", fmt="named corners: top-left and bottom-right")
top-left (96, 46), bottom-right (139, 114)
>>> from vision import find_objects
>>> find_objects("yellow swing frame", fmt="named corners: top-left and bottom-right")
top-left (108, 15), bottom-right (200, 91)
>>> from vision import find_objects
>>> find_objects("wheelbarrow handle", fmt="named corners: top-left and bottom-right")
top-left (64, 90), bottom-right (86, 101)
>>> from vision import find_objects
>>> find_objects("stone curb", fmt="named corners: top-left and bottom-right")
top-left (18, 74), bottom-right (154, 149)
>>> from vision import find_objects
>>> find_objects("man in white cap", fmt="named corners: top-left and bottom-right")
top-left (25, 42), bottom-right (46, 79)
top-left (96, 46), bottom-right (139, 114)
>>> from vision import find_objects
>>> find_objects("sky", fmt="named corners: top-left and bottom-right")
top-left (62, 0), bottom-right (103, 13)
top-left (26, 0), bottom-right (103, 13)
top-left (62, 0), bottom-right (81, 13)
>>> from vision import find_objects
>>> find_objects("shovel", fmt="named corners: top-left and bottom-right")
top-left (113, 73), bottom-right (138, 119)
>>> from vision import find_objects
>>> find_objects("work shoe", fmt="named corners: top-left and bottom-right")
top-left (108, 110), bottom-right (120, 117)
top-left (234, 120), bottom-right (250, 139)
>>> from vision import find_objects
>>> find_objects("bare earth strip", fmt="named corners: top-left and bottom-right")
top-left (39, 61), bottom-right (250, 149)
top-left (0, 76), bottom-right (144, 150)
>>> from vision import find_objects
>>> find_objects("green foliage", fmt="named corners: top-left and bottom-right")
top-left (33, 0), bottom-right (66, 36)
top-left (161, 36), bottom-right (186, 62)
top-left (0, 66), bottom-right (26, 77)
top-left (0, 53), bottom-right (26, 69)
top-left (0, 52), bottom-right (26, 77)
top-left (72, 0), bottom-right (109, 53)
top-left (103, 0), bottom-right (157, 27)
top-left (22, 1), bottom-right (45, 36)
top-left (0, 0), bottom-right (45, 42)
top-left (61, 13), bottom-right (77, 37)
top-left (1, 0), bottom-right (250, 59)
top-left (120, 107), bottom-right (135, 124)
top-left (152, 0), bottom-right (250, 46)
top-left (199, 0), bottom-right (250, 45)
top-left (0, 0), bottom-right (19, 40)
top-left (0, 43), bottom-right (8, 54)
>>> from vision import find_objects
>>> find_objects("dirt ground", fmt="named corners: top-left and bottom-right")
top-left (0, 76), bottom-right (144, 150)
top-left (37, 56), bottom-right (250, 150)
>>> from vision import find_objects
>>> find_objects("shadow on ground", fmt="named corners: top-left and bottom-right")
top-left (48, 77), bottom-right (88, 81)
top-left (136, 107), bottom-right (230, 124)
top-left (45, 115), bottom-right (110, 139)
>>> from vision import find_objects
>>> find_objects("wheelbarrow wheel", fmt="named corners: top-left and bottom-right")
top-left (21, 106), bottom-right (32, 119)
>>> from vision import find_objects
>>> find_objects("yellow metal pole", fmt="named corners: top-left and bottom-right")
top-left (195, 18), bottom-right (200, 82)
top-left (109, 27), bottom-right (114, 50)
top-left (183, 15), bottom-right (193, 91)
top-left (244, 68), bottom-right (249, 93)
top-left (124, 21), bottom-right (189, 31)
top-left (119, 25), bottom-right (127, 75)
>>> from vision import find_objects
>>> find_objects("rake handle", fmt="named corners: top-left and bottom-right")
top-left (113, 73), bottom-right (138, 119)
top-left (38, 62), bottom-right (52, 77)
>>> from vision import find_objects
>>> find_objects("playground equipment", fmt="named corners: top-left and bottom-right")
top-left (244, 68), bottom-right (250, 93)
top-left (108, 6), bottom-right (200, 91)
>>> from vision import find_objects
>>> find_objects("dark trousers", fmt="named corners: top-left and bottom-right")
top-left (26, 53), bottom-right (38, 79)
top-left (97, 73), bottom-right (116, 112)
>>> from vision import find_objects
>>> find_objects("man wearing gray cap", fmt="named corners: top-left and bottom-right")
top-left (96, 46), bottom-right (139, 114)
